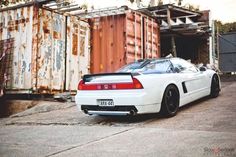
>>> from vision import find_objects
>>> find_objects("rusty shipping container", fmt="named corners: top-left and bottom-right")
top-left (89, 10), bottom-right (160, 73)
top-left (0, 4), bottom-right (90, 94)
top-left (66, 16), bottom-right (90, 91)
top-left (0, 6), bottom-right (35, 93)
top-left (36, 8), bottom-right (66, 93)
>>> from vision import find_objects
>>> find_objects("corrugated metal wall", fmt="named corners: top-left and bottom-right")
top-left (126, 12), bottom-right (160, 63)
top-left (66, 16), bottom-right (90, 91)
top-left (0, 5), bottom-right (90, 94)
top-left (90, 10), bottom-right (160, 74)
top-left (37, 8), bottom-right (66, 92)
top-left (1, 5), bottom-right (160, 93)
top-left (90, 15), bottom-right (126, 73)
top-left (219, 33), bottom-right (236, 72)
top-left (0, 6), bottom-right (34, 92)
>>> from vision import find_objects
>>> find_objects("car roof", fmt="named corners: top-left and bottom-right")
top-left (137, 57), bottom-right (181, 62)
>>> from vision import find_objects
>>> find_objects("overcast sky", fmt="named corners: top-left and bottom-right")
top-left (76, 0), bottom-right (236, 23)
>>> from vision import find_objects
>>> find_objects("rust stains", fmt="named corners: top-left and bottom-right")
top-left (42, 10), bottom-right (51, 34)
top-left (53, 31), bottom-right (60, 39)
top-left (1, 5), bottom-right (90, 94)
top-left (67, 26), bottom-right (70, 34)
top-left (43, 21), bottom-right (50, 34)
top-left (89, 10), bottom-right (160, 74)
top-left (72, 34), bottom-right (78, 55)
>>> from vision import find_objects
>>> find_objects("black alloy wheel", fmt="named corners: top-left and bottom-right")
top-left (210, 74), bottom-right (220, 98)
top-left (161, 85), bottom-right (179, 117)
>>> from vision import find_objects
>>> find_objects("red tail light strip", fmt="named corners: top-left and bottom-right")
top-left (78, 78), bottom-right (143, 90)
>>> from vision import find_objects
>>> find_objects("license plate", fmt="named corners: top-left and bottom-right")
top-left (97, 99), bottom-right (114, 107)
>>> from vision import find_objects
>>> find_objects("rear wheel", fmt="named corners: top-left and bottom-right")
top-left (210, 74), bottom-right (220, 98)
top-left (160, 85), bottom-right (179, 117)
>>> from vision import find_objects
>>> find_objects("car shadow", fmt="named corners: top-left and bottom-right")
top-left (179, 96), bottom-right (210, 111)
top-left (88, 96), bottom-right (214, 125)
top-left (95, 113), bottom-right (162, 124)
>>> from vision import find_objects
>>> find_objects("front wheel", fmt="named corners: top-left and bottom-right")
top-left (210, 74), bottom-right (220, 98)
top-left (160, 85), bottom-right (179, 117)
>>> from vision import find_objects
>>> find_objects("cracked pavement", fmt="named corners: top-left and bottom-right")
top-left (0, 81), bottom-right (236, 157)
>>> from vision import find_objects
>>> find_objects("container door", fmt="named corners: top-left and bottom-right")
top-left (0, 6), bottom-right (34, 93)
top-left (125, 12), bottom-right (160, 64)
top-left (37, 9), bottom-right (65, 93)
top-left (89, 15), bottom-right (126, 74)
top-left (143, 17), bottom-right (160, 59)
top-left (66, 17), bottom-right (90, 91)
top-left (126, 12), bottom-right (143, 63)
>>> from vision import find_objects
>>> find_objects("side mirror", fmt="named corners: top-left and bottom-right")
top-left (174, 67), bottom-right (181, 73)
top-left (199, 66), bottom-right (207, 72)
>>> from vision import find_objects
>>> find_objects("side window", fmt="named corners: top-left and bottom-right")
top-left (171, 59), bottom-right (188, 72)
top-left (187, 65), bottom-right (199, 73)
top-left (171, 59), bottom-right (198, 73)
top-left (142, 60), bottom-right (174, 73)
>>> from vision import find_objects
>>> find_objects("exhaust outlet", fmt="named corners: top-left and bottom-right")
top-left (130, 110), bottom-right (136, 116)
top-left (83, 109), bottom-right (88, 114)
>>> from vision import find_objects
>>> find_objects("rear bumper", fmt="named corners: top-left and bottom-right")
top-left (75, 90), bottom-right (161, 115)
top-left (87, 111), bottom-right (131, 116)
top-left (81, 105), bottom-right (138, 115)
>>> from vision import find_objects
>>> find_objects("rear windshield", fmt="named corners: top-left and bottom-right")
top-left (118, 59), bottom-right (173, 74)
top-left (117, 60), bottom-right (148, 72)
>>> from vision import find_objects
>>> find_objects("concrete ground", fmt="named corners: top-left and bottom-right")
top-left (0, 81), bottom-right (236, 157)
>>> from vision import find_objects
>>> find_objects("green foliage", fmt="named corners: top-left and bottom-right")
top-left (215, 21), bottom-right (236, 34)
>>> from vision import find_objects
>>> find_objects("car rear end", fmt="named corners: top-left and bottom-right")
top-left (75, 73), bottom-right (150, 116)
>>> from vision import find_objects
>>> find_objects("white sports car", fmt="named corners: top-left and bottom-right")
top-left (75, 57), bottom-right (220, 117)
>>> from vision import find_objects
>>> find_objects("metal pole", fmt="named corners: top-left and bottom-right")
top-left (167, 6), bottom-right (177, 57)
top-left (216, 24), bottom-right (220, 70)
top-left (64, 16), bottom-right (68, 91)
top-left (171, 36), bottom-right (177, 57)
top-left (212, 20), bottom-right (215, 65)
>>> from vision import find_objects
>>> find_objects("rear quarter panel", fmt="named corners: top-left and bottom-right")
top-left (135, 74), bottom-right (183, 111)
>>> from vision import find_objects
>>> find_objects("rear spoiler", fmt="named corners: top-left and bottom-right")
top-left (82, 72), bottom-right (140, 82)
top-left (79, 72), bottom-right (143, 90)
top-left (83, 73), bottom-right (133, 82)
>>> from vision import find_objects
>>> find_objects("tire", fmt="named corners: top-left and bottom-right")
top-left (160, 85), bottom-right (179, 117)
top-left (210, 74), bottom-right (220, 98)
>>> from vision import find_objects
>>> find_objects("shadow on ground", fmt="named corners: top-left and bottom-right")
top-left (88, 96), bottom-right (211, 125)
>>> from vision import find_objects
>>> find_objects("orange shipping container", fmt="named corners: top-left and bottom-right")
top-left (89, 10), bottom-right (160, 74)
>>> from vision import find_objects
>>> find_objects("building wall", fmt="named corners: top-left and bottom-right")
top-left (219, 32), bottom-right (236, 72)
